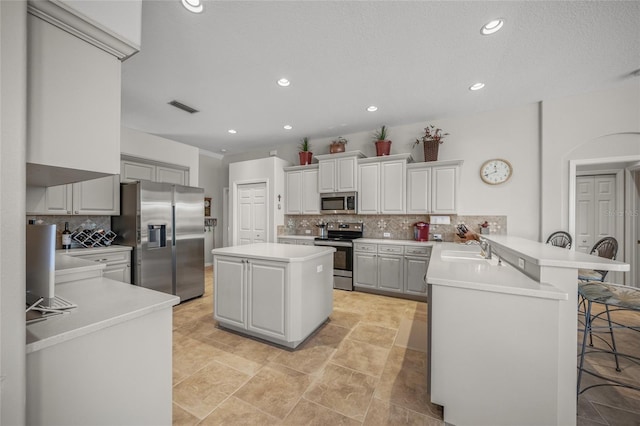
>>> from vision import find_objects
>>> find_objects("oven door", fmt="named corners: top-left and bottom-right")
top-left (314, 240), bottom-right (353, 290)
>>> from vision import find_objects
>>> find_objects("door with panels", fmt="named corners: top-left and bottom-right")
top-left (575, 175), bottom-right (616, 254)
top-left (237, 182), bottom-right (267, 245)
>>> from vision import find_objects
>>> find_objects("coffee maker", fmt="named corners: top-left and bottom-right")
top-left (413, 222), bottom-right (429, 241)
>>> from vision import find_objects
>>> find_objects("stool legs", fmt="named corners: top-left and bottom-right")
top-left (577, 299), bottom-right (592, 397)
top-left (604, 304), bottom-right (621, 372)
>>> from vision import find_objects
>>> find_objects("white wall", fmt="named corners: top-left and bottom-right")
top-left (541, 80), bottom-right (640, 237)
top-left (121, 127), bottom-right (200, 186)
top-left (198, 152), bottom-right (225, 265)
top-left (1, 0), bottom-right (27, 423)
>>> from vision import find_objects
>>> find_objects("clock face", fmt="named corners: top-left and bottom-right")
top-left (480, 159), bottom-right (512, 185)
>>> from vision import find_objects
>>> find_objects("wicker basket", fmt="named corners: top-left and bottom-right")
top-left (423, 140), bottom-right (440, 162)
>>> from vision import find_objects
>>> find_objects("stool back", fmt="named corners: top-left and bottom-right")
top-left (545, 231), bottom-right (572, 249)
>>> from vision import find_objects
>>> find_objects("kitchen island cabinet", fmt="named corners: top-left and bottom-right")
top-left (212, 243), bottom-right (335, 348)
top-left (427, 238), bottom-right (629, 426)
top-left (26, 277), bottom-right (179, 426)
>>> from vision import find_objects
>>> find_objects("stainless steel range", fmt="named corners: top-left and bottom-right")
top-left (313, 222), bottom-right (363, 291)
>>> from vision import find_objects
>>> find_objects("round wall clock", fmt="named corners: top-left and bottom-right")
top-left (480, 158), bottom-right (512, 185)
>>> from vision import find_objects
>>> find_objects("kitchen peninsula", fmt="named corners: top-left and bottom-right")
top-left (212, 243), bottom-right (335, 348)
top-left (26, 254), bottom-right (179, 426)
top-left (427, 237), bottom-right (629, 426)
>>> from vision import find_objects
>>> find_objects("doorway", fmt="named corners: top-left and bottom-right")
top-left (236, 182), bottom-right (267, 245)
top-left (575, 174), bottom-right (617, 254)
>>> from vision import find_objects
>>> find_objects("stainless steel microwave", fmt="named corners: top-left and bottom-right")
top-left (320, 192), bottom-right (357, 214)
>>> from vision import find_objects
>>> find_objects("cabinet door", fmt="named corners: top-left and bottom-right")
top-left (432, 165), bottom-right (458, 214)
top-left (380, 160), bottom-right (406, 214)
top-left (378, 255), bottom-right (403, 292)
top-left (157, 166), bottom-right (186, 185)
top-left (102, 263), bottom-right (131, 284)
top-left (45, 184), bottom-right (73, 215)
top-left (301, 169), bottom-right (320, 214)
top-left (354, 252), bottom-right (377, 288)
top-left (285, 171), bottom-right (302, 214)
top-left (404, 256), bottom-right (429, 296)
top-left (336, 157), bottom-right (357, 192)
top-left (214, 257), bottom-right (246, 328)
top-left (121, 160), bottom-right (155, 182)
top-left (358, 163), bottom-right (380, 214)
top-left (72, 175), bottom-right (120, 215)
top-left (407, 167), bottom-right (431, 214)
top-left (318, 160), bottom-right (336, 193)
top-left (247, 260), bottom-right (287, 339)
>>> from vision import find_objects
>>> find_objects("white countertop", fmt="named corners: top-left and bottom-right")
top-left (486, 235), bottom-right (630, 271)
top-left (355, 238), bottom-right (435, 246)
top-left (56, 245), bottom-right (132, 256)
top-left (26, 277), bottom-right (179, 354)
top-left (55, 253), bottom-right (105, 276)
top-left (427, 243), bottom-right (567, 300)
top-left (277, 235), bottom-right (317, 240)
top-left (212, 243), bottom-right (335, 262)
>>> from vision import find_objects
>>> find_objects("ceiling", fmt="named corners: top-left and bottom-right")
top-left (120, 1), bottom-right (640, 156)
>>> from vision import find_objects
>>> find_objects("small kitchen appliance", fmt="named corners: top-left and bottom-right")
top-left (413, 222), bottom-right (430, 242)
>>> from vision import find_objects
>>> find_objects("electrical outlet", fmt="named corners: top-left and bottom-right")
top-left (433, 233), bottom-right (442, 241)
top-left (518, 258), bottom-right (525, 269)
top-left (316, 265), bottom-right (323, 273)
top-left (383, 232), bottom-right (391, 238)
top-left (305, 229), bottom-right (311, 234)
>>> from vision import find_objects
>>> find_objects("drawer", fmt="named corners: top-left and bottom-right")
top-left (354, 242), bottom-right (377, 253)
top-left (70, 250), bottom-right (131, 265)
top-left (278, 238), bottom-right (296, 244)
top-left (378, 245), bottom-right (404, 255)
top-left (404, 246), bottom-right (432, 256)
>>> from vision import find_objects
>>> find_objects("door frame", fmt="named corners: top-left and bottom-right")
top-left (627, 165), bottom-right (640, 287)
top-left (232, 179), bottom-right (270, 246)
top-left (569, 156), bottom-right (640, 285)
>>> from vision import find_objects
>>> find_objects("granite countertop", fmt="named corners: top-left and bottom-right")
top-left (427, 242), bottom-right (567, 300)
top-left (26, 277), bottom-right (179, 354)
top-left (56, 245), bottom-right (133, 255)
top-left (212, 242), bottom-right (335, 262)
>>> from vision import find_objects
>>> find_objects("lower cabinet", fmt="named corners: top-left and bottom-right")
top-left (277, 237), bottom-right (315, 246)
top-left (64, 248), bottom-right (132, 284)
top-left (354, 242), bottom-right (431, 298)
top-left (214, 256), bottom-right (287, 340)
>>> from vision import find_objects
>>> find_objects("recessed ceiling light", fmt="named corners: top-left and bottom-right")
top-left (469, 82), bottom-right (485, 91)
top-left (481, 19), bottom-right (504, 35)
top-left (283, 125), bottom-right (292, 130)
top-left (228, 129), bottom-right (237, 134)
top-left (220, 148), bottom-right (227, 153)
top-left (367, 106), bottom-right (378, 112)
top-left (277, 78), bottom-right (290, 87)
top-left (181, 0), bottom-right (203, 14)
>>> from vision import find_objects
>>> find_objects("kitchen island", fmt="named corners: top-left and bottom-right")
top-left (212, 243), bottom-right (335, 348)
top-left (427, 238), bottom-right (629, 426)
top-left (27, 254), bottom-right (179, 426)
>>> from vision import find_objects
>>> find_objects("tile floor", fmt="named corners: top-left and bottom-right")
top-left (172, 267), bottom-right (640, 425)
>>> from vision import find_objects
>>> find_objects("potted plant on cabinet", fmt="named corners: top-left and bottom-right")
top-left (373, 125), bottom-right (392, 156)
top-left (299, 137), bottom-right (313, 165)
top-left (329, 136), bottom-right (348, 154)
top-left (413, 124), bottom-right (448, 162)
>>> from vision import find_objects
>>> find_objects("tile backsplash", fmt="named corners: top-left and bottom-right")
top-left (26, 215), bottom-right (113, 249)
top-left (282, 214), bottom-right (507, 242)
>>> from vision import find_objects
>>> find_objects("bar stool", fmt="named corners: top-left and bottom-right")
top-left (578, 237), bottom-right (618, 282)
top-left (577, 281), bottom-right (640, 396)
top-left (545, 231), bottom-right (572, 249)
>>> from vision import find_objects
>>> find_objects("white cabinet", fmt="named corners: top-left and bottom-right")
top-left (121, 158), bottom-right (189, 185)
top-left (354, 241), bottom-right (430, 299)
top-left (27, 14), bottom-right (121, 187)
top-left (358, 154), bottom-right (410, 214)
top-left (406, 160), bottom-right (463, 214)
top-left (278, 237), bottom-right (315, 246)
top-left (316, 151), bottom-right (364, 193)
top-left (26, 175), bottom-right (120, 215)
top-left (284, 165), bottom-right (320, 215)
top-left (214, 256), bottom-right (287, 340)
top-left (63, 248), bottom-right (132, 284)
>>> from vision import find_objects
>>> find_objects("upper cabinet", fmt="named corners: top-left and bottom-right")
top-left (406, 160), bottom-right (463, 214)
top-left (26, 0), bottom-right (141, 187)
top-left (358, 154), bottom-right (411, 214)
top-left (316, 152), bottom-right (364, 193)
top-left (26, 175), bottom-right (120, 216)
top-left (121, 157), bottom-right (189, 186)
top-left (284, 165), bottom-right (320, 215)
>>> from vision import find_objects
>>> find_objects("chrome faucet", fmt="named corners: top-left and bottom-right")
top-left (480, 238), bottom-right (492, 259)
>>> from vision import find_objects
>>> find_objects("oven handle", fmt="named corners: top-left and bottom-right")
top-left (314, 241), bottom-right (353, 248)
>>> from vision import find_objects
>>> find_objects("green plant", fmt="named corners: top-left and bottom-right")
top-left (299, 137), bottom-right (311, 152)
top-left (373, 125), bottom-right (389, 141)
top-left (332, 136), bottom-right (348, 144)
top-left (413, 125), bottom-right (449, 147)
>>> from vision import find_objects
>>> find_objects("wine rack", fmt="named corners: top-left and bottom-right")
top-left (71, 229), bottom-right (117, 248)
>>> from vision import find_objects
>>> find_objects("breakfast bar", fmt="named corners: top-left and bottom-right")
top-left (427, 237), bottom-right (629, 426)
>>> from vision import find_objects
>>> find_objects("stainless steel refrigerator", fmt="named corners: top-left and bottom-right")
top-left (112, 181), bottom-right (204, 302)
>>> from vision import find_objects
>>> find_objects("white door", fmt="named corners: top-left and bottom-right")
top-left (575, 175), bottom-right (616, 254)
top-left (634, 171), bottom-right (640, 287)
top-left (237, 182), bottom-right (267, 245)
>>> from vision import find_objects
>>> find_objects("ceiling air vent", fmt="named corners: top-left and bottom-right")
top-left (168, 100), bottom-right (199, 114)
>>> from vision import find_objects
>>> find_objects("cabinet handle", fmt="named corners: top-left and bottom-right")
top-left (67, 211), bottom-right (72, 214)
top-left (74, 210), bottom-right (79, 214)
